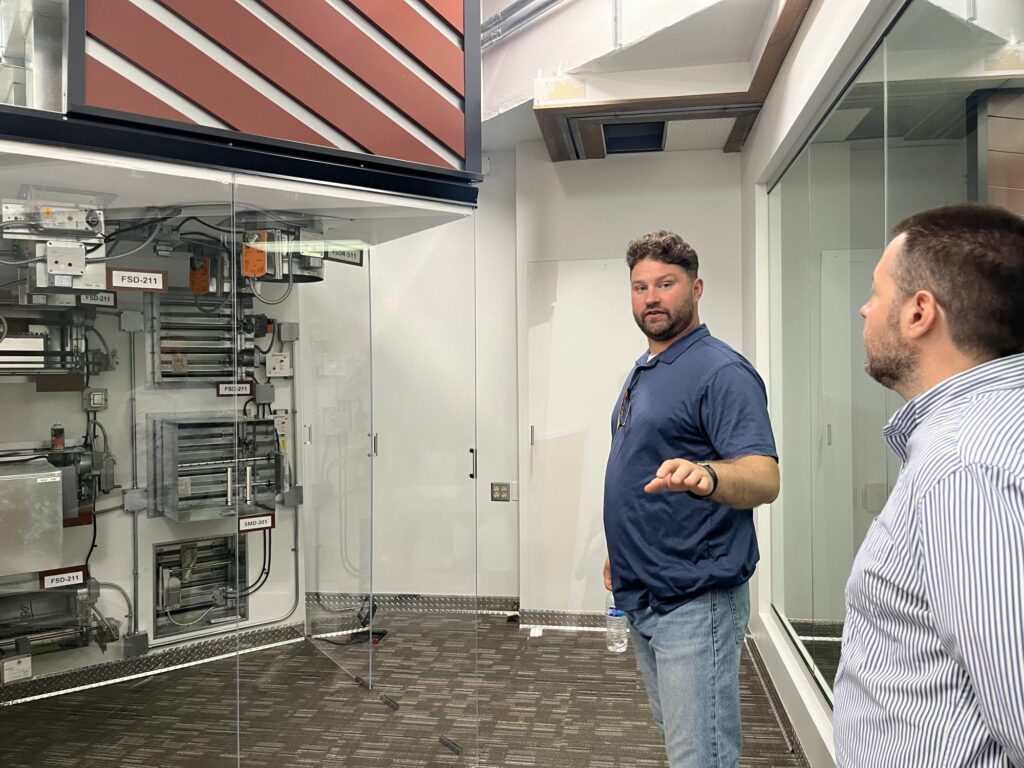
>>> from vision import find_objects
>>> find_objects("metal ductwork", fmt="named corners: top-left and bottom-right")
top-left (482, 0), bottom-right (569, 49)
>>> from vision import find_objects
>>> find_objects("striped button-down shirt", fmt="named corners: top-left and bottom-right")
top-left (834, 354), bottom-right (1024, 767)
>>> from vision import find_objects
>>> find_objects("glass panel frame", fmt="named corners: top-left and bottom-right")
top-left (366, 211), bottom-right (480, 764)
top-left (767, 0), bottom-right (1024, 703)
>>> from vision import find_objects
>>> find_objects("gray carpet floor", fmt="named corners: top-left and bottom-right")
top-left (0, 613), bottom-right (807, 767)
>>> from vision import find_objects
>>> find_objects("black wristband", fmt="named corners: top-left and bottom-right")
top-left (688, 461), bottom-right (718, 499)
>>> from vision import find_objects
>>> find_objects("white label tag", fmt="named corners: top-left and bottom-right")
top-left (239, 514), bottom-right (275, 533)
top-left (42, 570), bottom-right (85, 589)
top-left (177, 477), bottom-right (192, 496)
top-left (109, 269), bottom-right (165, 291)
top-left (80, 292), bottom-right (117, 307)
top-left (30, 294), bottom-right (48, 305)
top-left (53, 274), bottom-right (73, 288)
top-left (1, 656), bottom-right (31, 683)
top-left (35, 476), bottom-right (60, 483)
top-left (217, 382), bottom-right (253, 397)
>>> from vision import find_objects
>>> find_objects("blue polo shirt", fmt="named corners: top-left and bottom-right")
top-left (603, 324), bottom-right (777, 613)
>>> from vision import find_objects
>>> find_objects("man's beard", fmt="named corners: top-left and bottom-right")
top-left (634, 301), bottom-right (695, 342)
top-left (864, 309), bottom-right (918, 390)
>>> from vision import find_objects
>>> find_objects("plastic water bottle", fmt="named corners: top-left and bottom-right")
top-left (606, 591), bottom-right (628, 653)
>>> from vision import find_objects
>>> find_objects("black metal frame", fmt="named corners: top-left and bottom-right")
top-left (463, 0), bottom-right (483, 177)
top-left (46, 0), bottom-right (482, 205)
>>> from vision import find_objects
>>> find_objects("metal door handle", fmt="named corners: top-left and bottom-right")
top-left (226, 467), bottom-right (233, 505)
top-left (469, 448), bottom-right (476, 479)
top-left (245, 465), bottom-right (253, 504)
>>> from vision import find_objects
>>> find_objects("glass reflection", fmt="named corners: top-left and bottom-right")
top-left (769, 0), bottom-right (1024, 697)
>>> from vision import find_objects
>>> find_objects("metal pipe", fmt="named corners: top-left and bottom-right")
top-left (99, 580), bottom-right (134, 639)
top-left (613, 0), bottom-right (622, 48)
top-left (129, 330), bottom-right (139, 634)
top-left (0, 627), bottom-right (85, 649)
top-left (482, 0), bottom-right (536, 31)
top-left (482, 0), bottom-right (569, 49)
top-left (129, 331), bottom-right (138, 489)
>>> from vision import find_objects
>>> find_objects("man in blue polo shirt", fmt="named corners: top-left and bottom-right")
top-left (603, 231), bottom-right (779, 768)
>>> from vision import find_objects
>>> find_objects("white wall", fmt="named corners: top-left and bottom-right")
top-left (516, 142), bottom-right (744, 612)
top-left (369, 220), bottom-right (479, 595)
top-left (354, 151), bottom-right (521, 598)
top-left (475, 151), bottom-right (521, 598)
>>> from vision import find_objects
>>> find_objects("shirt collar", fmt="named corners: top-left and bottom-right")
top-left (636, 324), bottom-right (710, 368)
top-left (884, 352), bottom-right (1024, 459)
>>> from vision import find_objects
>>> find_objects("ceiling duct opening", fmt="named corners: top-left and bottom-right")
top-left (602, 122), bottom-right (666, 154)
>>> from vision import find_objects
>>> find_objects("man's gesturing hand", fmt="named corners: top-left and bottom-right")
top-left (603, 557), bottom-right (612, 591)
top-left (644, 459), bottom-right (713, 496)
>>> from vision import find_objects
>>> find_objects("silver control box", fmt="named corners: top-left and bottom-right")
top-left (0, 462), bottom-right (64, 578)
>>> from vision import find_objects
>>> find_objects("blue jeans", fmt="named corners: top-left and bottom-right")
top-left (628, 582), bottom-right (749, 768)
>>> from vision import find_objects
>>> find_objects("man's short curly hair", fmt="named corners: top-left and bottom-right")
top-left (626, 231), bottom-right (698, 279)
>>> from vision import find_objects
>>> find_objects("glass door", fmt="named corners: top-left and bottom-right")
top-left (368, 214), bottom-right (479, 765)
top-left (293, 192), bottom-right (374, 686)
top-left (230, 178), bottom-right (376, 763)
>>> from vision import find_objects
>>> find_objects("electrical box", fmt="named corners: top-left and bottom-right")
top-left (1, 201), bottom-right (104, 239)
top-left (266, 352), bottom-right (291, 378)
top-left (277, 322), bottom-right (300, 343)
top-left (254, 383), bottom-right (275, 405)
top-left (44, 240), bottom-right (87, 276)
top-left (27, 257), bottom-right (106, 293)
top-left (0, 462), bottom-right (64, 578)
top-left (82, 388), bottom-right (108, 411)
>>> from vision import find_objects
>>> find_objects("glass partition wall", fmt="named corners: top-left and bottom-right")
top-left (768, 0), bottom-right (1024, 699)
top-left (0, 140), bottom-right (479, 767)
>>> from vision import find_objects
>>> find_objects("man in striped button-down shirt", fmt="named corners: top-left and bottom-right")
top-left (833, 203), bottom-right (1024, 767)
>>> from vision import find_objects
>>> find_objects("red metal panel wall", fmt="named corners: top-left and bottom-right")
top-left (81, 0), bottom-right (469, 171)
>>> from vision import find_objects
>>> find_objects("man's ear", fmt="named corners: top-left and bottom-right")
top-left (903, 290), bottom-right (941, 340)
top-left (693, 277), bottom-right (704, 301)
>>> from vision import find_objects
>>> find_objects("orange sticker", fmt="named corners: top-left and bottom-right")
top-left (242, 231), bottom-right (268, 278)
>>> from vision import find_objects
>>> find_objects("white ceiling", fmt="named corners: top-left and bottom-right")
top-left (482, 101), bottom-right (543, 151)
top-left (886, 0), bottom-right (1008, 51)
top-left (575, 0), bottom-right (777, 74)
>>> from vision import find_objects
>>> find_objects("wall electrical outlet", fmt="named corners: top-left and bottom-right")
top-left (490, 482), bottom-right (511, 502)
